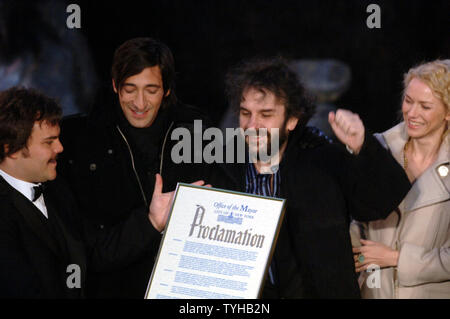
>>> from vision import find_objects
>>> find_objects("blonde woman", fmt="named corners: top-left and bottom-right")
top-left (352, 59), bottom-right (450, 298)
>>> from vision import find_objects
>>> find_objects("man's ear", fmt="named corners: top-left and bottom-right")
top-left (112, 79), bottom-right (118, 94)
top-left (2, 144), bottom-right (9, 157)
top-left (164, 89), bottom-right (171, 97)
top-left (3, 145), bottom-right (20, 160)
top-left (286, 116), bottom-right (299, 132)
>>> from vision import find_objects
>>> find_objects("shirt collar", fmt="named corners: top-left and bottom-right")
top-left (0, 168), bottom-right (41, 202)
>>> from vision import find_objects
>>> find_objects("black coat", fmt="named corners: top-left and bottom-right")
top-left (208, 125), bottom-right (411, 298)
top-left (0, 176), bottom-right (158, 298)
top-left (58, 98), bottom-right (209, 298)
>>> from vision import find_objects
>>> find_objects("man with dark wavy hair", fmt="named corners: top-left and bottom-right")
top-left (210, 57), bottom-right (411, 298)
top-left (58, 38), bottom-right (207, 298)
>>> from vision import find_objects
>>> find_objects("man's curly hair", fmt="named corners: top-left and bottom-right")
top-left (225, 57), bottom-right (315, 127)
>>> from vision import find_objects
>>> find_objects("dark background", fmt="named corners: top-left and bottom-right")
top-left (3, 0), bottom-right (450, 132)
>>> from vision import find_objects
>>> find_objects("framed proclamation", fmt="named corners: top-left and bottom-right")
top-left (145, 183), bottom-right (286, 299)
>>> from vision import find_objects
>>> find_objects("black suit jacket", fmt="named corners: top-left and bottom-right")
top-left (0, 176), bottom-right (87, 298)
top-left (0, 176), bottom-right (159, 298)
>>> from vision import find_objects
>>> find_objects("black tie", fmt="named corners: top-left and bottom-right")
top-left (32, 184), bottom-right (44, 202)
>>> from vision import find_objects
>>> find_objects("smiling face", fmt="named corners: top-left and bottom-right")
top-left (239, 87), bottom-right (298, 159)
top-left (402, 77), bottom-right (450, 140)
top-left (12, 121), bottom-right (63, 183)
top-left (113, 66), bottom-right (168, 128)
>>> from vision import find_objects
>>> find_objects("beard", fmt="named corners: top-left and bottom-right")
top-left (245, 119), bottom-right (290, 163)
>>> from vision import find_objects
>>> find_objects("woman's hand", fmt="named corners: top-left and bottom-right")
top-left (352, 239), bottom-right (399, 272)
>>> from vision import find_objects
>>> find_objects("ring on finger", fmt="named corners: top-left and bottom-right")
top-left (358, 254), bottom-right (365, 263)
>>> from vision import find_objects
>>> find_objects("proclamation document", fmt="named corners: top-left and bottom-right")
top-left (145, 183), bottom-right (286, 299)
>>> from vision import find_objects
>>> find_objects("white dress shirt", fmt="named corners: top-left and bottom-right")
top-left (0, 168), bottom-right (48, 218)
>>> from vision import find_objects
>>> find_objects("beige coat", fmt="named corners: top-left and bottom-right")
top-left (351, 122), bottom-right (450, 298)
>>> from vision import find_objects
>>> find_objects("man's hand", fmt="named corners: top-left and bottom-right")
top-left (148, 174), bottom-right (211, 232)
top-left (329, 109), bottom-right (365, 155)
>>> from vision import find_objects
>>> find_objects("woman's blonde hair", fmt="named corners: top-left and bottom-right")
top-left (403, 59), bottom-right (450, 113)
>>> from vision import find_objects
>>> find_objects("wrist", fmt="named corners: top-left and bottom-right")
top-left (346, 144), bottom-right (362, 155)
top-left (391, 250), bottom-right (400, 267)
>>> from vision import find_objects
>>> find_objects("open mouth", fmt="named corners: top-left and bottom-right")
top-left (407, 119), bottom-right (423, 129)
top-left (130, 108), bottom-right (150, 118)
top-left (246, 136), bottom-right (269, 151)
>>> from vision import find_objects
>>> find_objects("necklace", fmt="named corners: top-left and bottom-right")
top-left (403, 138), bottom-right (410, 170)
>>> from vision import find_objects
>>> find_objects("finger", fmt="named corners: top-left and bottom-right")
top-left (191, 180), bottom-right (206, 186)
top-left (204, 184), bottom-right (212, 188)
top-left (354, 260), bottom-right (366, 273)
top-left (328, 111), bottom-right (335, 124)
top-left (334, 110), bottom-right (351, 133)
top-left (342, 121), bottom-right (354, 135)
top-left (335, 109), bottom-right (346, 124)
top-left (352, 247), bottom-right (361, 253)
top-left (153, 173), bottom-right (163, 195)
top-left (355, 258), bottom-right (369, 267)
top-left (329, 113), bottom-right (341, 134)
top-left (347, 126), bottom-right (358, 136)
top-left (344, 124), bottom-right (352, 135)
top-left (336, 109), bottom-right (354, 125)
top-left (355, 261), bottom-right (366, 270)
top-left (334, 111), bottom-right (342, 128)
top-left (355, 265), bottom-right (366, 273)
top-left (360, 239), bottom-right (375, 245)
top-left (336, 108), bottom-right (351, 118)
top-left (329, 120), bottom-right (340, 135)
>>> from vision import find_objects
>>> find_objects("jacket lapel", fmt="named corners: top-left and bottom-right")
top-left (378, 122), bottom-right (409, 165)
top-left (382, 123), bottom-right (450, 213)
top-left (1, 178), bottom-right (61, 257)
top-left (402, 170), bottom-right (448, 213)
